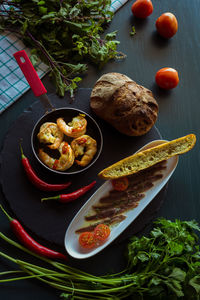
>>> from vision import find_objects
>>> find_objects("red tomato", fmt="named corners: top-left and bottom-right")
top-left (79, 232), bottom-right (96, 249)
top-left (155, 68), bottom-right (179, 90)
top-left (112, 177), bottom-right (129, 191)
top-left (94, 224), bottom-right (111, 242)
top-left (156, 12), bottom-right (178, 39)
top-left (131, 0), bottom-right (153, 19)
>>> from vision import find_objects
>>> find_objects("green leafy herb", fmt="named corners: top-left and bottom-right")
top-left (0, 0), bottom-right (122, 99)
top-left (126, 218), bottom-right (200, 299)
top-left (0, 218), bottom-right (200, 299)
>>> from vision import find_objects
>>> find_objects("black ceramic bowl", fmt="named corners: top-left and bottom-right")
top-left (31, 108), bottom-right (103, 175)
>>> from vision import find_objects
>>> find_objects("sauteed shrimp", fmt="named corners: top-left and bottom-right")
top-left (57, 114), bottom-right (87, 138)
top-left (38, 142), bottom-right (75, 171)
top-left (71, 135), bottom-right (97, 167)
top-left (37, 122), bottom-right (64, 149)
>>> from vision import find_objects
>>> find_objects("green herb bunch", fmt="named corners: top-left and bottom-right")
top-left (0, 0), bottom-right (120, 98)
top-left (126, 218), bottom-right (200, 299)
top-left (0, 218), bottom-right (200, 299)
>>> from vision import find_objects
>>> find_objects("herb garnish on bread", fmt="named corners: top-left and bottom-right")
top-left (98, 134), bottom-right (196, 180)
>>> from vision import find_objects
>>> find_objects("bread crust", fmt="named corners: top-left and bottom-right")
top-left (98, 134), bottom-right (196, 180)
top-left (90, 72), bottom-right (158, 136)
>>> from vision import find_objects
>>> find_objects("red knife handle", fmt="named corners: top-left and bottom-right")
top-left (13, 50), bottom-right (47, 97)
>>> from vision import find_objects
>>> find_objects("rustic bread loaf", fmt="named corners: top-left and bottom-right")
top-left (90, 72), bottom-right (158, 136)
top-left (98, 134), bottom-right (196, 179)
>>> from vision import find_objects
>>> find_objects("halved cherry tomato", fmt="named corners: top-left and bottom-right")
top-left (94, 224), bottom-right (111, 242)
top-left (79, 232), bottom-right (96, 249)
top-left (131, 0), bottom-right (153, 19)
top-left (155, 67), bottom-right (179, 90)
top-left (112, 177), bottom-right (129, 191)
top-left (156, 12), bottom-right (178, 39)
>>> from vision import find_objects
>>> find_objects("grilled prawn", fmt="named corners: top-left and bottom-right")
top-left (38, 142), bottom-right (75, 171)
top-left (57, 114), bottom-right (87, 138)
top-left (37, 122), bottom-right (64, 149)
top-left (71, 135), bottom-right (97, 167)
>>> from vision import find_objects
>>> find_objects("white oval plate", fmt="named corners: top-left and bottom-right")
top-left (64, 140), bottom-right (179, 259)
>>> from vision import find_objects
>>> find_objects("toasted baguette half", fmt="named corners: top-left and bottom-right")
top-left (98, 134), bottom-right (196, 180)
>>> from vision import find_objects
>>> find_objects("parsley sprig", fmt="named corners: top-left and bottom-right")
top-left (0, 0), bottom-right (121, 98)
top-left (0, 218), bottom-right (200, 299)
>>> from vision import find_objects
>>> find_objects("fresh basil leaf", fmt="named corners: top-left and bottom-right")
top-left (0, 0), bottom-right (120, 99)
top-left (21, 19), bottom-right (28, 34)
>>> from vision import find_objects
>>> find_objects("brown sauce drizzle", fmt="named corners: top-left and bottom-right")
top-left (75, 161), bottom-right (167, 233)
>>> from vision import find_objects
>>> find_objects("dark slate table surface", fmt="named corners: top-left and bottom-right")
top-left (0, 0), bottom-right (200, 299)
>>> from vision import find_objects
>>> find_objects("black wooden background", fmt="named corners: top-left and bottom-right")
top-left (0, 1), bottom-right (200, 299)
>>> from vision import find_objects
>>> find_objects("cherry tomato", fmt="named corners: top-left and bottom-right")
top-left (79, 232), bottom-right (96, 249)
top-left (131, 0), bottom-right (153, 19)
top-left (155, 68), bottom-right (179, 90)
top-left (94, 224), bottom-right (111, 242)
top-left (112, 176), bottom-right (129, 191)
top-left (156, 12), bottom-right (178, 39)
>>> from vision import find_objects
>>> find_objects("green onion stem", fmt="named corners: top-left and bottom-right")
top-left (0, 272), bottom-right (65, 283)
top-left (18, 263), bottom-right (69, 286)
top-left (0, 231), bottom-right (143, 298)
top-left (0, 204), bottom-right (13, 222)
top-left (0, 232), bottom-right (122, 286)
top-left (52, 261), bottom-right (103, 279)
top-left (0, 232), bottom-right (52, 264)
top-left (0, 270), bottom-right (24, 276)
top-left (0, 249), bottom-right (138, 296)
top-left (0, 232), bottom-right (93, 276)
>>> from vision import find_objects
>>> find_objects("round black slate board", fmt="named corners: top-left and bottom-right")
top-left (0, 88), bottom-right (166, 248)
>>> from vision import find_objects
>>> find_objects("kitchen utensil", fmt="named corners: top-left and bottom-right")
top-left (14, 50), bottom-right (103, 175)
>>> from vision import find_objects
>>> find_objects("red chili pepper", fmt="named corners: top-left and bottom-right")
top-left (53, 159), bottom-right (59, 170)
top-left (62, 142), bottom-right (69, 154)
top-left (20, 144), bottom-right (71, 191)
top-left (0, 205), bottom-right (67, 260)
top-left (41, 181), bottom-right (96, 203)
top-left (78, 138), bottom-right (87, 145)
